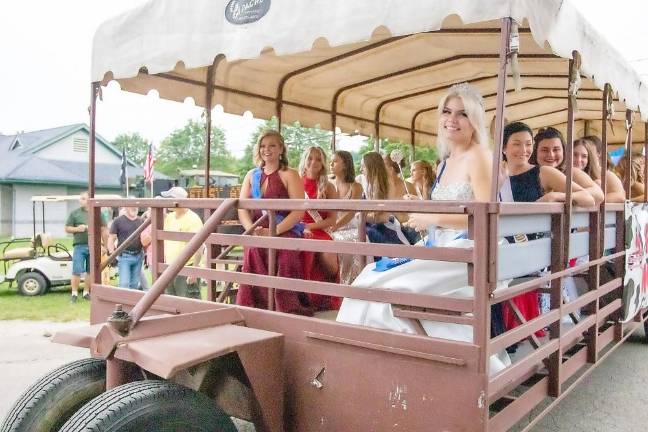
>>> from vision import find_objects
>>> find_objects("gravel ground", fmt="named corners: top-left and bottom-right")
top-left (0, 320), bottom-right (646, 431)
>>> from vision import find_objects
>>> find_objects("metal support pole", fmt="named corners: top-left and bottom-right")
top-left (599, 84), bottom-right (610, 261)
top-left (204, 63), bottom-right (216, 198)
top-left (644, 122), bottom-right (648, 202)
top-left (267, 211), bottom-right (277, 311)
top-left (129, 199), bottom-right (237, 329)
top-left (562, 52), bottom-right (580, 265)
top-left (625, 110), bottom-right (634, 199)
top-left (489, 18), bottom-right (513, 202)
top-left (89, 82), bottom-right (100, 198)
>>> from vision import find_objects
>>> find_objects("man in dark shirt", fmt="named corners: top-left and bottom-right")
top-left (108, 206), bottom-right (144, 290)
top-left (65, 191), bottom-right (108, 302)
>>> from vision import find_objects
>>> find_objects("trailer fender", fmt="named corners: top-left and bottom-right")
top-left (118, 324), bottom-right (284, 432)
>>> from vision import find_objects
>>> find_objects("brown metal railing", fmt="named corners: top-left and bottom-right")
top-left (88, 195), bottom-right (639, 431)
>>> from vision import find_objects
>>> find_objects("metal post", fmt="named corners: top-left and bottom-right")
top-left (489, 17), bottom-right (513, 202)
top-left (562, 52), bottom-right (580, 266)
top-left (150, 207), bottom-right (164, 283)
top-left (32, 202), bottom-right (36, 238)
top-left (89, 82), bottom-right (100, 198)
top-left (204, 63), bottom-right (216, 198)
top-left (267, 211), bottom-right (277, 311)
top-left (644, 122), bottom-right (648, 202)
top-left (129, 199), bottom-right (236, 328)
top-left (625, 110), bottom-right (633, 199)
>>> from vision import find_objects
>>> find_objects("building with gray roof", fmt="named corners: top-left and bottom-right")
top-left (0, 124), bottom-right (157, 237)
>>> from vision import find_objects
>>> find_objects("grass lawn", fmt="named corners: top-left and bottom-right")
top-left (0, 236), bottom-right (91, 321)
top-left (0, 236), bottom-right (231, 321)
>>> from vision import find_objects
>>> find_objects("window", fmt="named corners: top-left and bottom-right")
top-left (72, 138), bottom-right (88, 152)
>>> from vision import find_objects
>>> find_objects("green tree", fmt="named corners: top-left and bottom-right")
top-left (155, 120), bottom-right (232, 176)
top-left (355, 137), bottom-right (438, 176)
top-left (112, 132), bottom-right (150, 166)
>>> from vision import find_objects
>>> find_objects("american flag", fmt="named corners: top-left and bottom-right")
top-left (143, 143), bottom-right (155, 183)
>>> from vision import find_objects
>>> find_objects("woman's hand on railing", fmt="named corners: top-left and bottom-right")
top-left (254, 227), bottom-right (271, 236)
top-left (536, 191), bottom-right (566, 203)
top-left (406, 213), bottom-right (435, 232)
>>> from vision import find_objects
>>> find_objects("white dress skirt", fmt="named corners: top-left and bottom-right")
top-left (336, 181), bottom-right (512, 376)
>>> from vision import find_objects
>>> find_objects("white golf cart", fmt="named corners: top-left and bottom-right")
top-left (1, 194), bottom-right (118, 295)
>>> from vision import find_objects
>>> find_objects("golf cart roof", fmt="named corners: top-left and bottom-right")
top-left (31, 194), bottom-right (123, 202)
top-left (92, 0), bottom-right (648, 146)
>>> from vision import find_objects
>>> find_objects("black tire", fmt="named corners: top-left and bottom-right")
top-left (0, 358), bottom-right (106, 432)
top-left (17, 272), bottom-right (48, 296)
top-left (59, 380), bottom-right (238, 432)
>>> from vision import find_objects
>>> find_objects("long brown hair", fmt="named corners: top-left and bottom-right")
top-left (253, 129), bottom-right (289, 169)
top-left (362, 152), bottom-right (389, 200)
top-left (412, 160), bottom-right (436, 199)
top-left (333, 150), bottom-right (355, 183)
top-left (574, 138), bottom-right (601, 181)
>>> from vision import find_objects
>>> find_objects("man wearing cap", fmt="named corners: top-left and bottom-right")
top-left (161, 187), bottom-right (204, 299)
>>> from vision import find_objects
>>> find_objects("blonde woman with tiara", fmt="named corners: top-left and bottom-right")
top-left (299, 146), bottom-right (341, 311)
top-left (337, 84), bottom-right (512, 375)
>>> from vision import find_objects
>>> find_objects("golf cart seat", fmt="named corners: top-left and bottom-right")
top-left (1, 246), bottom-right (34, 260)
top-left (35, 233), bottom-right (71, 260)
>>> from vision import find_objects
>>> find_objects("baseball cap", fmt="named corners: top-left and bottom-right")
top-left (160, 186), bottom-right (188, 199)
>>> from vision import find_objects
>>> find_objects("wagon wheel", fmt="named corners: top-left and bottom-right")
top-left (59, 381), bottom-right (238, 432)
top-left (0, 358), bottom-right (106, 432)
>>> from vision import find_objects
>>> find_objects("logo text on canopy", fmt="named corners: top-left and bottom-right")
top-left (225, 0), bottom-right (271, 25)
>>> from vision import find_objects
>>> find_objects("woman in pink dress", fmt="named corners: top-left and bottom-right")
top-left (236, 130), bottom-right (312, 315)
top-left (299, 146), bottom-right (341, 311)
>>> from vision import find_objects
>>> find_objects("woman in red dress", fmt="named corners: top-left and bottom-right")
top-left (236, 130), bottom-right (313, 315)
top-left (299, 146), bottom-right (341, 311)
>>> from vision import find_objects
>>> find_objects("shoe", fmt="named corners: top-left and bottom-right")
top-left (83, 292), bottom-right (90, 301)
top-left (70, 295), bottom-right (78, 304)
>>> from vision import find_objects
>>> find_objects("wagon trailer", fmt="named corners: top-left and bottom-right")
top-left (2, 1), bottom-right (648, 431)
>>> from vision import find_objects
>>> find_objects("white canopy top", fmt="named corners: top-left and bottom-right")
top-left (93, 0), bottom-right (648, 145)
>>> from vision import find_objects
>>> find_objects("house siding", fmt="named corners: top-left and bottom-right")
top-left (12, 185), bottom-right (118, 238)
top-left (37, 130), bottom-right (121, 164)
top-left (13, 185), bottom-right (68, 237)
top-left (0, 185), bottom-right (13, 236)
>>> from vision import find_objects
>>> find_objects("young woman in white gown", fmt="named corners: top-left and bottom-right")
top-left (336, 83), bottom-right (512, 375)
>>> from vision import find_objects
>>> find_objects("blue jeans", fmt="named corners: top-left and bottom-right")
top-left (117, 252), bottom-right (143, 290)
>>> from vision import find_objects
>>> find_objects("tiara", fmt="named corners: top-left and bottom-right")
top-left (449, 82), bottom-right (485, 108)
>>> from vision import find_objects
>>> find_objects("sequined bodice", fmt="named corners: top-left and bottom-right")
top-left (431, 182), bottom-right (474, 201)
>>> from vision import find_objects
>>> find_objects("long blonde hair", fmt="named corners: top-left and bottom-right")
top-left (298, 146), bottom-right (329, 198)
top-left (253, 129), bottom-right (289, 169)
top-left (436, 83), bottom-right (488, 160)
top-left (362, 152), bottom-right (389, 200)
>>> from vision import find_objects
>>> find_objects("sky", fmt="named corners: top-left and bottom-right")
top-left (1, 0), bottom-right (647, 158)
